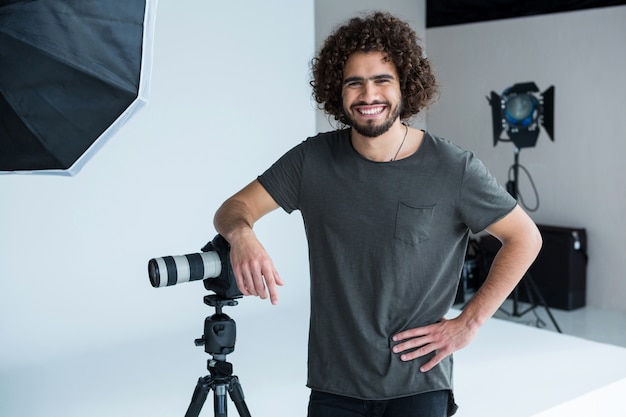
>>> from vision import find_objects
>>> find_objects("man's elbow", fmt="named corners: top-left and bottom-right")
top-left (528, 223), bottom-right (543, 260)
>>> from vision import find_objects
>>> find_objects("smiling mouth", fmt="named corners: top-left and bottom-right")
top-left (355, 105), bottom-right (386, 116)
top-left (359, 107), bottom-right (384, 115)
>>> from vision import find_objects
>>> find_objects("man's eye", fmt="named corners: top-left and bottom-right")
top-left (347, 81), bottom-right (362, 87)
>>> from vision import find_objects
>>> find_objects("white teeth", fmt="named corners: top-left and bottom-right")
top-left (359, 107), bottom-right (384, 115)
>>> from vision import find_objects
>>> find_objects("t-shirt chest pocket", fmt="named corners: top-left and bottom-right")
top-left (394, 201), bottom-right (436, 246)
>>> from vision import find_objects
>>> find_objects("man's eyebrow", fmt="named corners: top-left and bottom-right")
top-left (343, 74), bottom-right (395, 84)
top-left (371, 74), bottom-right (395, 81)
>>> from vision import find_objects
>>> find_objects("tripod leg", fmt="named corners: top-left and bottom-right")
top-left (517, 277), bottom-right (539, 316)
top-left (229, 376), bottom-right (252, 417)
top-left (525, 273), bottom-right (562, 333)
top-left (516, 278), bottom-right (547, 328)
top-left (185, 376), bottom-right (212, 417)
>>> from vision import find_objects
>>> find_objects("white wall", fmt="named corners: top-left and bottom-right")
top-left (0, 0), bottom-right (315, 368)
top-left (426, 6), bottom-right (626, 313)
top-left (314, 0), bottom-right (427, 132)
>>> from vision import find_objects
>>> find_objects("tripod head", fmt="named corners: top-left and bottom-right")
top-left (195, 294), bottom-right (239, 358)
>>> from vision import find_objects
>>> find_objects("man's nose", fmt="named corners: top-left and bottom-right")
top-left (360, 81), bottom-right (378, 101)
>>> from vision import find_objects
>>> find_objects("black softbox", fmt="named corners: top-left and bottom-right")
top-left (0, 0), bottom-right (157, 176)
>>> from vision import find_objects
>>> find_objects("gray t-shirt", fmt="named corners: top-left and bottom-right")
top-left (258, 129), bottom-right (516, 400)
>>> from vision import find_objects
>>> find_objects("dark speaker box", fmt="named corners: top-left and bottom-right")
top-left (476, 224), bottom-right (588, 310)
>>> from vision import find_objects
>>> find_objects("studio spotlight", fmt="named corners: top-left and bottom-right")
top-left (488, 82), bottom-right (554, 148)
top-left (485, 82), bottom-right (561, 333)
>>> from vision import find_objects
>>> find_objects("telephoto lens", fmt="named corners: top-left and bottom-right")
top-left (148, 251), bottom-right (221, 288)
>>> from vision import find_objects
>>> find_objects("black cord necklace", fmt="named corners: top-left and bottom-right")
top-left (391, 124), bottom-right (409, 161)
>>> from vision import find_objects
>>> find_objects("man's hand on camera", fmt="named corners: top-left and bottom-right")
top-left (229, 233), bottom-right (283, 305)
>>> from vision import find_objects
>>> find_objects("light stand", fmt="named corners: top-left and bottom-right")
top-left (501, 147), bottom-right (562, 333)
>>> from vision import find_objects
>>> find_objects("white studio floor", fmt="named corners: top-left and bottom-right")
top-left (1, 305), bottom-right (626, 417)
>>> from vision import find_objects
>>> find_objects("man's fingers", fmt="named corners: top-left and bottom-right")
top-left (265, 273), bottom-right (281, 305)
top-left (393, 337), bottom-right (437, 358)
top-left (393, 324), bottom-right (434, 342)
top-left (235, 266), bottom-right (262, 297)
top-left (234, 262), bottom-right (282, 304)
top-left (419, 351), bottom-right (447, 372)
top-left (251, 272), bottom-right (269, 299)
top-left (274, 273), bottom-right (285, 287)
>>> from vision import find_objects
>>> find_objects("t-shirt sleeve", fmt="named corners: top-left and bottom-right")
top-left (257, 142), bottom-right (305, 214)
top-left (458, 152), bottom-right (517, 233)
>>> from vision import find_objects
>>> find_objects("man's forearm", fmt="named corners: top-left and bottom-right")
top-left (460, 229), bottom-right (542, 331)
top-left (213, 198), bottom-right (256, 245)
top-left (213, 180), bottom-right (279, 245)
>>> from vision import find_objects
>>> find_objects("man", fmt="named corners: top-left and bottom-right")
top-left (214, 12), bottom-right (542, 417)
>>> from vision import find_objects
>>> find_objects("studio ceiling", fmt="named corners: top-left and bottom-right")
top-left (426, 0), bottom-right (626, 27)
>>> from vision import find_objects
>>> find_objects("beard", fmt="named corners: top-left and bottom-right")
top-left (343, 100), bottom-right (404, 138)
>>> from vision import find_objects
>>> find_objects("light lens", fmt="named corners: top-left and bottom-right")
top-left (504, 94), bottom-right (538, 127)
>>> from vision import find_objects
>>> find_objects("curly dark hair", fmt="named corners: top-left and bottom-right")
top-left (310, 12), bottom-right (438, 125)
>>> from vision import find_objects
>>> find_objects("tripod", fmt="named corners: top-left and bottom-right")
top-left (501, 147), bottom-right (562, 333)
top-left (185, 294), bottom-right (252, 417)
